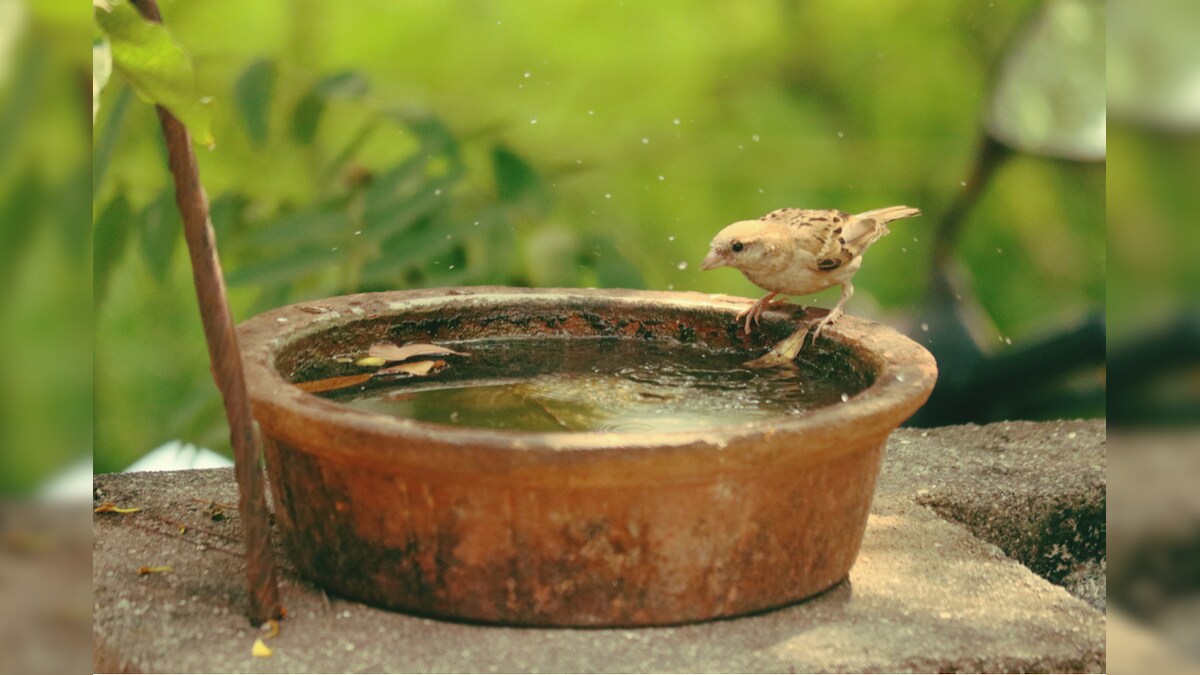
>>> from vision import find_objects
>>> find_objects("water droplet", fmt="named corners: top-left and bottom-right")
top-left (331, 246), bottom-right (339, 251)
top-left (840, 393), bottom-right (850, 402)
top-left (642, 137), bottom-right (650, 144)
top-left (758, 188), bottom-right (765, 194)
top-left (672, 118), bottom-right (681, 125)
top-left (524, 71), bottom-right (531, 78)
top-left (604, 193), bottom-right (612, 199)
top-left (837, 131), bottom-right (845, 138)
top-left (676, 261), bottom-right (688, 270)
top-left (588, 110), bottom-right (595, 116)
top-left (434, 188), bottom-right (442, 195)
top-left (996, 248), bottom-right (1003, 254)
top-left (448, 264), bottom-right (455, 270)
top-left (752, 134), bottom-right (760, 142)
top-left (1004, 336), bottom-right (1012, 345)
top-left (920, 322), bottom-right (929, 332)
top-left (960, 181), bottom-right (967, 187)
top-left (445, 234), bottom-right (453, 240)
top-left (667, 236), bottom-right (675, 242)
top-left (658, 175), bottom-right (665, 181)
top-left (354, 230), bottom-right (362, 235)
top-left (530, 117), bottom-right (538, 125)
top-left (901, 247), bottom-right (908, 252)
top-left (667, 284), bottom-right (675, 290)
top-left (737, 144), bottom-right (744, 150)
top-left (912, 237), bottom-right (919, 242)
top-left (576, 159), bottom-right (583, 164)
top-left (473, 220), bottom-right (481, 226)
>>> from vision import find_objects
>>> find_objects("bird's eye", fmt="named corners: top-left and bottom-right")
top-left (731, 241), bottom-right (744, 253)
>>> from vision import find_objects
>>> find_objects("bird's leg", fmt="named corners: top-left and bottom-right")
top-left (811, 282), bottom-right (853, 341)
top-left (736, 291), bottom-right (779, 334)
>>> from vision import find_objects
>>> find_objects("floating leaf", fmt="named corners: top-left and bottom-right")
top-left (234, 59), bottom-right (275, 146)
top-left (137, 565), bottom-right (173, 575)
top-left (94, 502), bottom-right (141, 514)
top-left (294, 373), bottom-right (373, 394)
top-left (376, 359), bottom-right (445, 377)
top-left (369, 342), bottom-right (469, 363)
top-left (252, 638), bottom-right (273, 658)
top-left (94, 1), bottom-right (214, 146)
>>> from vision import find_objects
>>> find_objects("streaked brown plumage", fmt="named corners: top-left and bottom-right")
top-left (701, 205), bottom-right (921, 338)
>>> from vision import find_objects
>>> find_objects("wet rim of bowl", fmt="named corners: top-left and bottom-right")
top-left (239, 287), bottom-right (938, 470)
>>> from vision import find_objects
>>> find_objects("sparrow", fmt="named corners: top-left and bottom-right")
top-left (701, 205), bottom-right (921, 339)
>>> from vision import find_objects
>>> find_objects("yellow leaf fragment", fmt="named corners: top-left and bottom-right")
top-left (94, 502), bottom-right (142, 514)
top-left (262, 619), bottom-right (280, 639)
top-left (354, 356), bottom-right (388, 367)
top-left (375, 359), bottom-right (445, 377)
top-left (252, 637), bottom-right (273, 658)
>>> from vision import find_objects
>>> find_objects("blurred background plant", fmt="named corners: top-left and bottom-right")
top-left (1107, 0), bottom-right (1200, 667)
top-left (87, 0), bottom-right (1108, 476)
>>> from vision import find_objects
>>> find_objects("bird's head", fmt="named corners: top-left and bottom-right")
top-left (701, 220), bottom-right (787, 273)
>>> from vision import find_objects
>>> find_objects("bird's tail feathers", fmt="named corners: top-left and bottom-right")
top-left (857, 205), bottom-right (921, 224)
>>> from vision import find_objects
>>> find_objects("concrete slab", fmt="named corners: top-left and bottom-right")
top-left (93, 420), bottom-right (1105, 673)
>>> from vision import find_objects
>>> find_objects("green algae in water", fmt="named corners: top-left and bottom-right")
top-left (319, 337), bottom-right (872, 432)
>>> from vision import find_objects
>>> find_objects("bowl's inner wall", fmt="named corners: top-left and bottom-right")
top-left (275, 297), bottom-right (878, 395)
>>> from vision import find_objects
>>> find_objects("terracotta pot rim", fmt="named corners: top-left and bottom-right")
top-left (238, 287), bottom-right (937, 469)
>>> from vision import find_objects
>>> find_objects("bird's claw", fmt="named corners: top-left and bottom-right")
top-left (736, 296), bottom-right (777, 335)
top-left (808, 308), bottom-right (843, 343)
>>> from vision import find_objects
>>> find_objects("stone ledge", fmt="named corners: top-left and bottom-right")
top-left (93, 420), bottom-right (1105, 673)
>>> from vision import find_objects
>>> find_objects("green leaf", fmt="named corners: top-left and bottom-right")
top-left (315, 71), bottom-right (369, 98)
top-left (93, 192), bottom-right (134, 304)
top-left (0, 172), bottom-right (43, 290)
top-left (92, 37), bottom-right (112, 123)
top-left (291, 72), bottom-right (369, 144)
top-left (492, 145), bottom-right (551, 215)
top-left (289, 90), bottom-right (324, 144)
top-left (224, 245), bottom-right (342, 286)
top-left (139, 191), bottom-right (181, 282)
top-left (240, 200), bottom-right (350, 250)
top-left (95, 1), bottom-right (214, 146)
top-left (583, 236), bottom-right (645, 289)
top-left (234, 59), bottom-right (275, 146)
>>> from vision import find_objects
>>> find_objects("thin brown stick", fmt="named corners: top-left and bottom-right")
top-left (130, 0), bottom-right (282, 625)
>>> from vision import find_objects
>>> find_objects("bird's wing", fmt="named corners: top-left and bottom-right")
top-left (759, 208), bottom-right (854, 270)
top-left (760, 205), bottom-right (920, 271)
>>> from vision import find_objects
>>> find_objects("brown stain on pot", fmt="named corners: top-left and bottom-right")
top-left (239, 287), bottom-right (936, 626)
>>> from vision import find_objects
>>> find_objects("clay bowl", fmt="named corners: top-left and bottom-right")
top-left (238, 287), bottom-right (937, 626)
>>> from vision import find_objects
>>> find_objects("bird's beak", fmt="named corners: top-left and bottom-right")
top-left (700, 249), bottom-right (728, 271)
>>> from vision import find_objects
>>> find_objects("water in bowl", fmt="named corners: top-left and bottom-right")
top-left (318, 337), bottom-right (871, 433)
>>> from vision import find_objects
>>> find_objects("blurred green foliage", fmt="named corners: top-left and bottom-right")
top-left (85, 0), bottom-right (1106, 474)
top-left (0, 0), bottom-right (92, 495)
